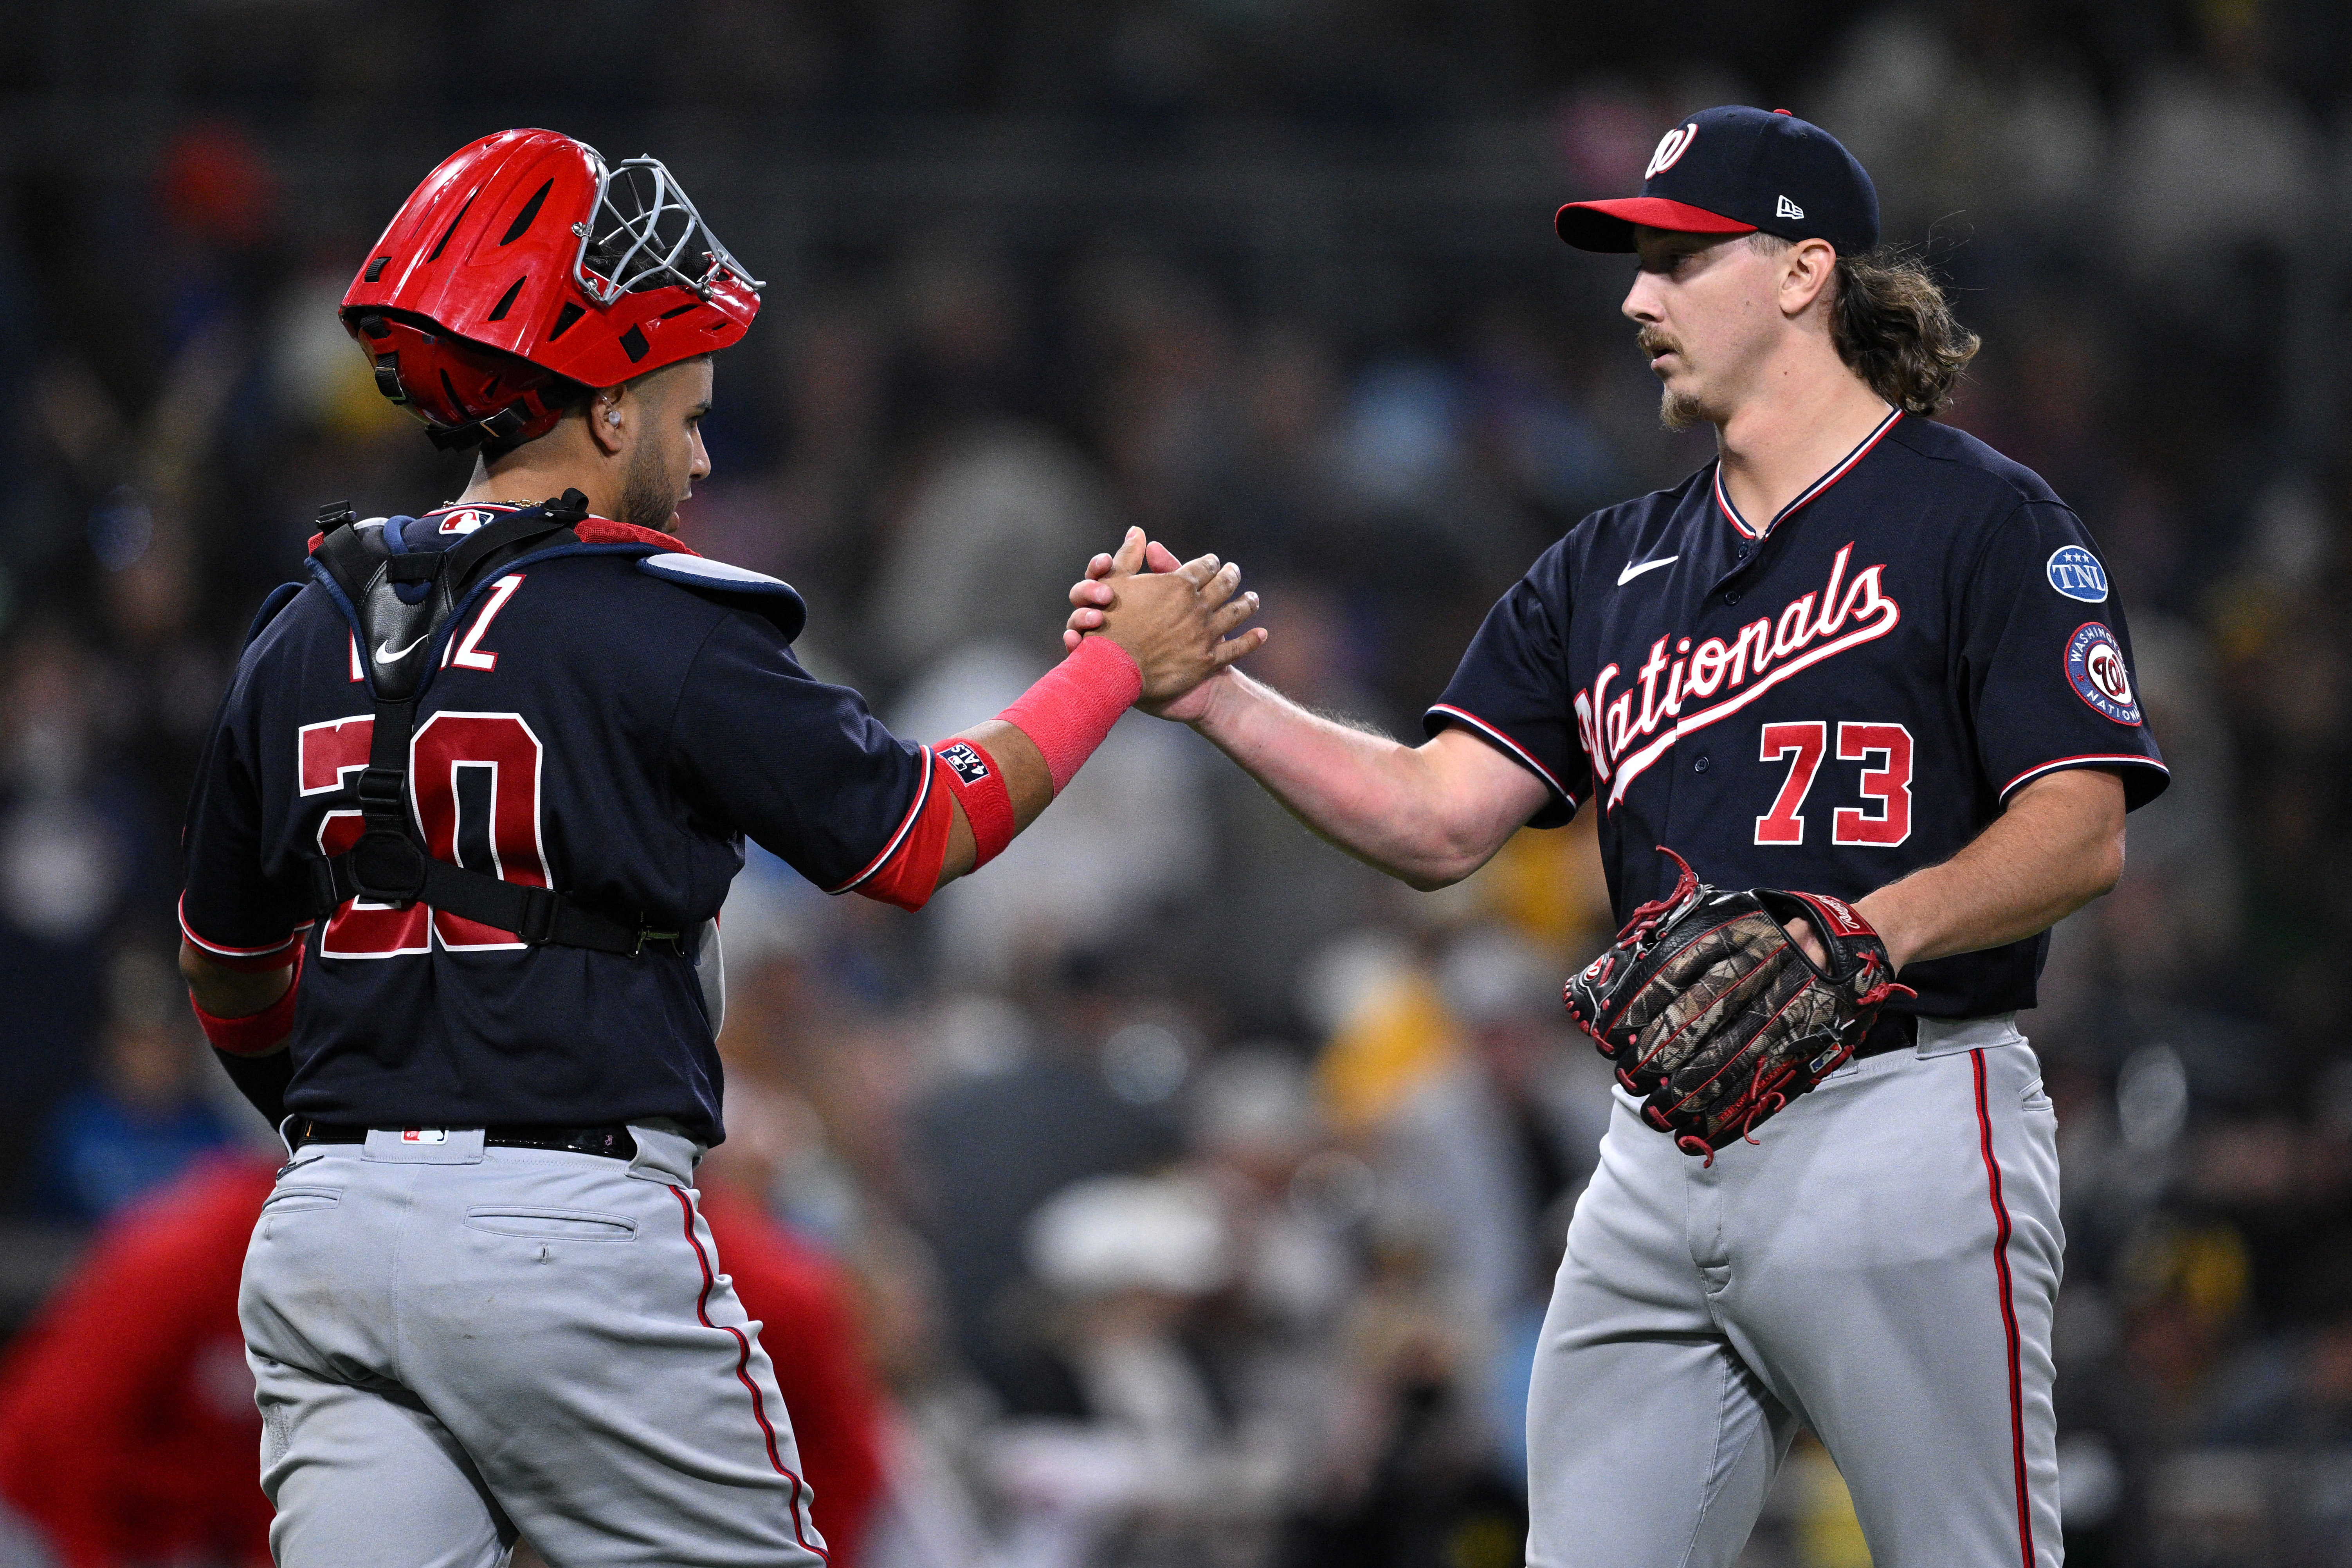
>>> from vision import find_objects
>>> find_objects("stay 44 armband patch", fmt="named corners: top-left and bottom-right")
top-left (1564, 849), bottom-right (1913, 1163)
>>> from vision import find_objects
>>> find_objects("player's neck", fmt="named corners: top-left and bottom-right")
top-left (454, 441), bottom-right (615, 522)
top-left (1712, 357), bottom-right (1892, 529)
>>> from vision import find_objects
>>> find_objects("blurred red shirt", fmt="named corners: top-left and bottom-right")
top-left (0, 1158), bottom-right (887, 1568)
top-left (695, 1181), bottom-right (889, 1568)
top-left (0, 1152), bottom-right (278, 1567)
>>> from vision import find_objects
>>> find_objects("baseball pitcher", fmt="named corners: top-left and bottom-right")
top-left (1069, 106), bottom-right (2165, 1566)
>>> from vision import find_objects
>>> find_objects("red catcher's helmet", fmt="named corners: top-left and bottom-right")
top-left (341, 128), bottom-right (761, 451)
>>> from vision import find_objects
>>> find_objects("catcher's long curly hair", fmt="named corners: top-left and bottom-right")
top-left (1749, 236), bottom-right (1980, 416)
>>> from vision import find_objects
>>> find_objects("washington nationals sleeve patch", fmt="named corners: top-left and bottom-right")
top-left (2064, 622), bottom-right (2142, 725)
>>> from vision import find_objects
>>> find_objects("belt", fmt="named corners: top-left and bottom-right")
top-left (292, 1121), bottom-right (638, 1161)
top-left (1851, 1012), bottom-right (1918, 1060)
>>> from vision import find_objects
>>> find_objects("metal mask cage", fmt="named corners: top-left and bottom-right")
top-left (571, 150), bottom-right (763, 306)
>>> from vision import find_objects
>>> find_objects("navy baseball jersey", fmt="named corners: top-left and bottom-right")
top-left (180, 506), bottom-right (932, 1143)
top-left (1427, 410), bottom-right (2167, 1019)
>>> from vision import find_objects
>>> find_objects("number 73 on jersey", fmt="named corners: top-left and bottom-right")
top-left (1753, 721), bottom-right (1912, 847)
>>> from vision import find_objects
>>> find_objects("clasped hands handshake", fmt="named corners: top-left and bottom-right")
top-left (1062, 527), bottom-right (1266, 721)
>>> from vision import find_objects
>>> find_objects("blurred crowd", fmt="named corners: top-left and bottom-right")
top-left (0, 0), bottom-right (2348, 1564)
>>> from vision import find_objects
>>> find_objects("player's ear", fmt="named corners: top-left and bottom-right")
top-left (588, 387), bottom-right (628, 457)
top-left (1779, 238), bottom-right (1838, 319)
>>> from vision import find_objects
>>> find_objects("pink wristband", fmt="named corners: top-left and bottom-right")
top-left (997, 636), bottom-right (1142, 794)
top-left (191, 946), bottom-right (303, 1058)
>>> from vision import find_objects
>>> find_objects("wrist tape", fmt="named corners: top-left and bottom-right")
top-left (191, 945), bottom-right (303, 1058)
top-left (936, 739), bottom-right (1016, 867)
top-left (997, 636), bottom-right (1141, 795)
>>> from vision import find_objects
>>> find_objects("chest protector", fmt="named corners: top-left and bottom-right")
top-left (302, 491), bottom-right (682, 957)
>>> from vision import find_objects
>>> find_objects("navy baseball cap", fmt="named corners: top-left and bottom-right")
top-left (1556, 106), bottom-right (1880, 257)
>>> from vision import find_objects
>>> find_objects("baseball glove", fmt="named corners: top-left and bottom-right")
top-left (1565, 849), bottom-right (1913, 1163)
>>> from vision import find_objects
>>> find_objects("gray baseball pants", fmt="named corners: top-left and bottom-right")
top-left (240, 1125), bottom-right (830, 1568)
top-left (1526, 1016), bottom-right (2063, 1568)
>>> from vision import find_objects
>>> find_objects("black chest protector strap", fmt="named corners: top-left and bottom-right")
top-left (304, 494), bottom-right (682, 958)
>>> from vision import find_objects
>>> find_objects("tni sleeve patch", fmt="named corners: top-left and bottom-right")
top-left (2045, 545), bottom-right (2109, 603)
top-left (2065, 622), bottom-right (2141, 725)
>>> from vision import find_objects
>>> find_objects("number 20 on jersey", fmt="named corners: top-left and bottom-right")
top-left (296, 712), bottom-right (551, 956)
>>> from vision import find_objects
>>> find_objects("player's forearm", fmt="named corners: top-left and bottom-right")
top-left (181, 940), bottom-right (300, 1123)
top-left (1855, 768), bottom-right (2125, 973)
top-left (179, 941), bottom-right (295, 1019)
top-left (1187, 671), bottom-right (1512, 889)
top-left (932, 719), bottom-right (1051, 885)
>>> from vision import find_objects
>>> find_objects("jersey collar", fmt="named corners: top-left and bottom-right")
top-left (413, 505), bottom-right (694, 554)
top-left (1711, 407), bottom-right (1903, 541)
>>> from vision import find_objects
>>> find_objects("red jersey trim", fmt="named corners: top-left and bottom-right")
top-left (177, 893), bottom-right (310, 970)
top-left (1970, 1050), bottom-right (2036, 1568)
top-left (825, 748), bottom-right (935, 895)
top-left (1712, 407), bottom-right (1904, 540)
top-left (1426, 704), bottom-right (1579, 808)
top-left (1998, 753), bottom-right (2168, 804)
top-left (573, 517), bottom-right (698, 553)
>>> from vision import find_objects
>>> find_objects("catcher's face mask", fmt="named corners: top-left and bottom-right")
top-left (340, 129), bottom-right (761, 451)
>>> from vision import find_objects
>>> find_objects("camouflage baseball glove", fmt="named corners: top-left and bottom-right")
top-left (1565, 849), bottom-right (1913, 1163)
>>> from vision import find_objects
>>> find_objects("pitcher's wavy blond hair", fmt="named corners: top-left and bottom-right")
top-left (1751, 235), bottom-right (1980, 416)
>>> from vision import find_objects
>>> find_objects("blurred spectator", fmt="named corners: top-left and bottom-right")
top-left (2109, 0), bottom-right (2320, 296)
top-left (0, 631), bottom-right (162, 1208)
top-left (696, 1107), bottom-right (893, 1568)
top-left (982, 1171), bottom-right (1292, 1568)
top-left (904, 992), bottom-right (1185, 1413)
top-left (0, 1152), bottom-right (277, 1568)
top-left (36, 948), bottom-right (238, 1221)
top-left (1817, 2), bottom-right (2107, 242)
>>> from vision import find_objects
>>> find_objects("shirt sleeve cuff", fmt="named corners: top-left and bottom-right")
top-left (1998, 754), bottom-right (2170, 811)
top-left (1424, 704), bottom-right (1580, 822)
top-left (824, 749), bottom-right (938, 895)
top-left (178, 892), bottom-right (311, 971)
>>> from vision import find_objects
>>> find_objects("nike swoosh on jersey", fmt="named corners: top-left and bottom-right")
top-left (1616, 555), bottom-right (1678, 586)
top-left (375, 634), bottom-right (429, 663)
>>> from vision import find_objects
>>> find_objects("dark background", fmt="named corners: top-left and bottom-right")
top-left (0, 0), bottom-right (2346, 1563)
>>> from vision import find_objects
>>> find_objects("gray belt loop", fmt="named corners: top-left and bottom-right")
top-left (623, 1120), bottom-right (705, 1185)
top-left (1914, 1013), bottom-right (2025, 1059)
top-left (361, 1128), bottom-right (489, 1164)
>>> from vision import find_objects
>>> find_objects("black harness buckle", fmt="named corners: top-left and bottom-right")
top-left (355, 766), bottom-right (407, 815)
top-left (348, 830), bottom-right (427, 906)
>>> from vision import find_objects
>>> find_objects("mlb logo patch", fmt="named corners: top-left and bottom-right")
top-left (940, 743), bottom-right (991, 785)
top-left (436, 508), bottom-right (499, 536)
top-left (400, 1129), bottom-right (449, 1144)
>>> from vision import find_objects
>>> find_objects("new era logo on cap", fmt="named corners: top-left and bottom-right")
top-left (1555, 105), bottom-right (1880, 258)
